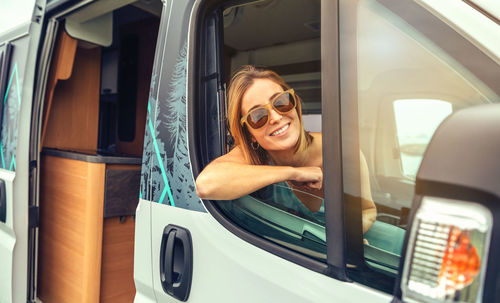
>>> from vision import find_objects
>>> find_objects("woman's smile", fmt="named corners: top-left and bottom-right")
top-left (270, 123), bottom-right (290, 136)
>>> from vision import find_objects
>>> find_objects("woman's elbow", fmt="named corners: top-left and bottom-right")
top-left (195, 175), bottom-right (212, 199)
top-left (196, 172), bottom-right (223, 199)
top-left (362, 207), bottom-right (377, 234)
top-left (195, 185), bottom-right (208, 199)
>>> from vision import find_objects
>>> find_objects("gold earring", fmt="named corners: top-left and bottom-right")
top-left (251, 141), bottom-right (260, 150)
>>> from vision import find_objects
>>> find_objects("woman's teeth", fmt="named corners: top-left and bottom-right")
top-left (271, 124), bottom-right (289, 136)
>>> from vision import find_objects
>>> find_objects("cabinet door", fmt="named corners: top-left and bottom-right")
top-left (0, 0), bottom-right (46, 302)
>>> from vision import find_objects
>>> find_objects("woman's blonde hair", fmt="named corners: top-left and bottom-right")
top-left (227, 65), bottom-right (313, 165)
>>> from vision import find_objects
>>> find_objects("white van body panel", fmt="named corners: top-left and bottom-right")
top-left (134, 199), bottom-right (157, 303)
top-left (150, 203), bottom-right (392, 303)
top-left (0, 0), bottom-right (36, 36)
top-left (417, 0), bottom-right (500, 64)
top-left (0, 171), bottom-right (17, 301)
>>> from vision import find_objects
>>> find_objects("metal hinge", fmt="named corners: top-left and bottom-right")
top-left (32, 4), bottom-right (44, 24)
top-left (29, 160), bottom-right (37, 170)
top-left (28, 205), bottom-right (39, 228)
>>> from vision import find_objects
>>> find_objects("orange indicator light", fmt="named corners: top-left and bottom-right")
top-left (438, 226), bottom-right (480, 293)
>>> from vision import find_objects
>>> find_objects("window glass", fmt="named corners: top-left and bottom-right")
top-left (340, 0), bottom-right (500, 292)
top-left (393, 99), bottom-right (452, 177)
top-left (0, 38), bottom-right (28, 171)
top-left (218, 185), bottom-right (326, 259)
top-left (212, 0), bottom-right (324, 260)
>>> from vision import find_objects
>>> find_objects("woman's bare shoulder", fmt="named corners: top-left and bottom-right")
top-left (306, 132), bottom-right (323, 167)
top-left (310, 132), bottom-right (322, 141)
top-left (212, 145), bottom-right (250, 164)
top-left (310, 132), bottom-right (322, 150)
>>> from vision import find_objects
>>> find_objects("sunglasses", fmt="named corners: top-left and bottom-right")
top-left (240, 89), bottom-right (297, 129)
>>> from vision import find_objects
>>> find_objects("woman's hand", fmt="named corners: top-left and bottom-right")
top-left (289, 166), bottom-right (323, 190)
top-left (196, 146), bottom-right (314, 200)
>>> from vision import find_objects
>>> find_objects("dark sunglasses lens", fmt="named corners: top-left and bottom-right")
top-left (273, 92), bottom-right (295, 113)
top-left (248, 108), bottom-right (268, 129)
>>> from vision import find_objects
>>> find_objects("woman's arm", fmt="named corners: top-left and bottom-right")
top-left (195, 146), bottom-right (323, 200)
top-left (360, 151), bottom-right (377, 234)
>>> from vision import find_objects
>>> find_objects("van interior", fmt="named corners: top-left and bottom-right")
top-left (35, 0), bottom-right (325, 300)
top-left (223, 0), bottom-right (322, 127)
top-left (36, 1), bottom-right (161, 302)
top-left (213, 0), bottom-right (327, 258)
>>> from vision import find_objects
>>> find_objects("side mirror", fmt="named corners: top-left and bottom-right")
top-left (394, 104), bottom-right (500, 303)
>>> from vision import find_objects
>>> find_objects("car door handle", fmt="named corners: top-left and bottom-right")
top-left (0, 179), bottom-right (6, 223)
top-left (160, 224), bottom-right (193, 302)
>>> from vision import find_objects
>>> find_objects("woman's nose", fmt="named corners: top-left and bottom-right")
top-left (268, 108), bottom-right (283, 124)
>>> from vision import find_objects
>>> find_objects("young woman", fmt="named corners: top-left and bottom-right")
top-left (196, 65), bottom-right (376, 233)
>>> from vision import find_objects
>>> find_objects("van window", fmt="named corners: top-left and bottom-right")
top-left (0, 38), bottom-right (24, 171)
top-left (393, 99), bottom-right (452, 177)
top-left (340, 0), bottom-right (500, 293)
top-left (198, 0), bottom-right (325, 261)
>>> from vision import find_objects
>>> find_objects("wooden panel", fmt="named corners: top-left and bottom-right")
top-left (83, 159), bottom-right (106, 302)
top-left (38, 155), bottom-right (105, 303)
top-left (41, 30), bottom-right (78, 148)
top-left (100, 216), bottom-right (136, 302)
top-left (115, 18), bottom-right (159, 156)
top-left (106, 164), bottom-right (141, 170)
top-left (43, 45), bottom-right (101, 151)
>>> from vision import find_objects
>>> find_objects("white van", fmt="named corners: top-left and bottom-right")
top-left (0, 0), bottom-right (499, 302)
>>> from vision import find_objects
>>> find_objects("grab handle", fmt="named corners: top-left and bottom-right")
top-left (0, 180), bottom-right (6, 223)
top-left (159, 224), bottom-right (193, 301)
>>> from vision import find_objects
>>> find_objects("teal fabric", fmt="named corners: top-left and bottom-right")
top-left (364, 220), bottom-right (405, 255)
top-left (255, 182), bottom-right (325, 224)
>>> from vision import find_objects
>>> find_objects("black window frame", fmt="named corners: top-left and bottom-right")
top-left (337, 0), bottom-right (392, 292)
top-left (188, 0), bottom-right (350, 280)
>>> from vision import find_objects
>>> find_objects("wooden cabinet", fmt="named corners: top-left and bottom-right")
top-left (38, 152), bottom-right (140, 303)
top-left (36, 19), bottom-right (157, 301)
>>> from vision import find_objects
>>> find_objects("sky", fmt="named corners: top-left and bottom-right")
top-left (0, 0), bottom-right (36, 36)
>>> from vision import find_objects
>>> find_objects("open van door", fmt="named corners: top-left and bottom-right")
top-left (0, 0), bottom-right (45, 302)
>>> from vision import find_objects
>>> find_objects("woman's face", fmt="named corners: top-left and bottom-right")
top-left (241, 79), bottom-right (301, 152)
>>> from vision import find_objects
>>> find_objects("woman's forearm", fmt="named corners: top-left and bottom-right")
top-left (195, 162), bottom-right (295, 200)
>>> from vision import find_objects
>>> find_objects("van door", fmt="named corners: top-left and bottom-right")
top-left (140, 0), bottom-right (392, 302)
top-left (0, 0), bottom-right (46, 302)
top-left (140, 0), bottom-right (500, 302)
